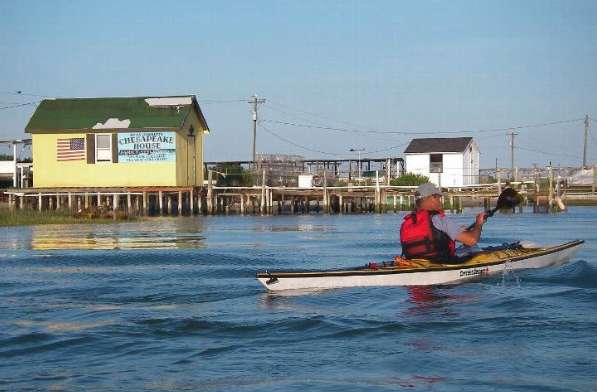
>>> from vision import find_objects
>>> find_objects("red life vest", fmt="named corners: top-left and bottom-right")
top-left (400, 209), bottom-right (456, 260)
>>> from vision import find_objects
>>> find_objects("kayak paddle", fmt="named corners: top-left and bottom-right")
top-left (466, 187), bottom-right (522, 230)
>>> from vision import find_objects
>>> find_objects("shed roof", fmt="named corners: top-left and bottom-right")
top-left (404, 137), bottom-right (473, 153)
top-left (25, 95), bottom-right (209, 133)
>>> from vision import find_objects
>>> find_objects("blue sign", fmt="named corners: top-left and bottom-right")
top-left (118, 132), bottom-right (176, 162)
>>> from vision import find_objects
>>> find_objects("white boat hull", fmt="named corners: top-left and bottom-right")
top-left (256, 240), bottom-right (583, 291)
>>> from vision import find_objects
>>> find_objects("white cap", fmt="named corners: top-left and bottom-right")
top-left (415, 183), bottom-right (442, 199)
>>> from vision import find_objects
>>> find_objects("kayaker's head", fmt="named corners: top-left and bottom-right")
top-left (415, 183), bottom-right (443, 211)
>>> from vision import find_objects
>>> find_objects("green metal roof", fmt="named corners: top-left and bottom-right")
top-left (25, 95), bottom-right (209, 133)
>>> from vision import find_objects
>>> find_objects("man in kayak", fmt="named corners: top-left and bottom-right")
top-left (399, 183), bottom-right (486, 263)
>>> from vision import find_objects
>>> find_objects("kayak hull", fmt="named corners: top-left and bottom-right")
top-left (256, 240), bottom-right (584, 291)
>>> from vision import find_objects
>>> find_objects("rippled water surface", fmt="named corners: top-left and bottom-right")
top-left (1, 208), bottom-right (596, 391)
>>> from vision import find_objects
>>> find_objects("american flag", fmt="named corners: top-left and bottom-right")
top-left (57, 138), bottom-right (85, 161)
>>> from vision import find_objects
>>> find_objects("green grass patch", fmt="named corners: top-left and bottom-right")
top-left (0, 207), bottom-right (137, 227)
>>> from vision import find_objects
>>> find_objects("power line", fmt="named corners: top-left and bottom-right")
top-left (265, 101), bottom-right (373, 130)
top-left (259, 122), bottom-right (411, 157)
top-left (262, 112), bottom-right (417, 143)
top-left (200, 98), bottom-right (247, 104)
top-left (258, 123), bottom-right (345, 156)
top-left (265, 100), bottom-right (585, 134)
top-left (361, 142), bottom-right (410, 155)
top-left (261, 117), bottom-right (585, 136)
top-left (1, 90), bottom-right (249, 104)
top-left (261, 119), bottom-right (466, 135)
top-left (480, 118), bottom-right (585, 132)
top-left (0, 90), bottom-right (52, 98)
top-left (0, 101), bottom-right (39, 110)
top-left (515, 145), bottom-right (580, 159)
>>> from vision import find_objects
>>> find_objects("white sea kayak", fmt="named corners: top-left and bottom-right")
top-left (256, 240), bottom-right (584, 291)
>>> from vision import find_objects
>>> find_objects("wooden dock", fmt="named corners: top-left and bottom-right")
top-left (4, 168), bottom-right (594, 216)
top-left (0, 184), bottom-right (525, 216)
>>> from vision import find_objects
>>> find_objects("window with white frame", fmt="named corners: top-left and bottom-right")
top-left (96, 134), bottom-right (112, 162)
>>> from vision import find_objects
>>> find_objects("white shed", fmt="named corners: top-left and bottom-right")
top-left (404, 137), bottom-right (480, 187)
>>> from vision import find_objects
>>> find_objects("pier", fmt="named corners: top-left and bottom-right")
top-left (3, 182), bottom-right (585, 216)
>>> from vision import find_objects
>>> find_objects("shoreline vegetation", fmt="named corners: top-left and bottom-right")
top-left (0, 206), bottom-right (138, 227)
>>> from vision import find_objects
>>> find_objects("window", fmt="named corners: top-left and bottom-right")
top-left (430, 154), bottom-right (443, 173)
top-left (96, 134), bottom-right (112, 162)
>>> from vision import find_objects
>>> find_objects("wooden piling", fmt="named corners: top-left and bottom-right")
top-left (374, 171), bottom-right (381, 213)
top-left (548, 165), bottom-right (554, 213)
top-left (142, 192), bottom-right (148, 215)
top-left (270, 189), bottom-right (274, 215)
top-left (323, 171), bottom-right (329, 214)
top-left (127, 193), bottom-right (132, 213)
top-left (593, 164), bottom-right (596, 194)
top-left (260, 170), bottom-right (266, 215)
top-left (158, 191), bottom-right (164, 215)
top-left (178, 191), bottom-right (183, 215)
top-left (207, 171), bottom-right (213, 214)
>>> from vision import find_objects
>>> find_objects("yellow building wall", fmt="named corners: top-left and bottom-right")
top-left (32, 133), bottom-right (178, 187)
top-left (175, 111), bottom-right (206, 186)
top-left (32, 110), bottom-right (206, 188)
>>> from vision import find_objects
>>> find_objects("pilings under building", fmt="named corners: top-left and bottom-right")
top-left (5, 187), bottom-right (203, 216)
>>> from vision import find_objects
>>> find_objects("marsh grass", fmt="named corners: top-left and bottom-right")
top-left (0, 207), bottom-right (136, 227)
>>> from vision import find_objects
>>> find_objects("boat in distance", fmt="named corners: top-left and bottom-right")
top-left (256, 240), bottom-right (584, 291)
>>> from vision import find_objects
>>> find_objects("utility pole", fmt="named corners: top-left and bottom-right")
top-left (248, 94), bottom-right (266, 163)
top-left (583, 114), bottom-right (590, 169)
top-left (508, 130), bottom-right (518, 181)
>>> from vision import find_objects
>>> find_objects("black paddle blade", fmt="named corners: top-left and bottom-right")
top-left (495, 187), bottom-right (523, 211)
top-left (467, 187), bottom-right (523, 230)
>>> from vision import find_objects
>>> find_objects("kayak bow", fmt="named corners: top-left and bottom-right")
top-left (256, 240), bottom-right (584, 291)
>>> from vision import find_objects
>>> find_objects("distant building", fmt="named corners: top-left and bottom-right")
top-left (0, 139), bottom-right (32, 188)
top-left (403, 137), bottom-right (479, 187)
top-left (25, 96), bottom-right (209, 187)
top-left (256, 154), bottom-right (306, 187)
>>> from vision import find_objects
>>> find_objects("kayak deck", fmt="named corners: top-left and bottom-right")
top-left (256, 240), bottom-right (584, 291)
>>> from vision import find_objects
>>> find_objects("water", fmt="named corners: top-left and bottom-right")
top-left (1, 207), bottom-right (596, 391)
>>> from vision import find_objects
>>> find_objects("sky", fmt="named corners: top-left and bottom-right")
top-left (1, 0), bottom-right (596, 168)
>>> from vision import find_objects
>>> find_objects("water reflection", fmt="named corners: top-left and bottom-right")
top-left (31, 231), bottom-right (206, 250)
top-left (404, 286), bottom-right (471, 317)
top-left (253, 224), bottom-right (337, 233)
top-left (25, 220), bottom-right (207, 250)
